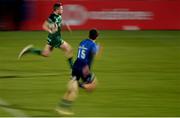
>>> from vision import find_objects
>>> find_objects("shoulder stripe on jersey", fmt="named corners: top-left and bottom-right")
top-left (79, 46), bottom-right (88, 50)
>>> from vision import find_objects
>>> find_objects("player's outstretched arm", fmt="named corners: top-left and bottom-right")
top-left (95, 44), bottom-right (103, 59)
top-left (62, 21), bottom-right (72, 33)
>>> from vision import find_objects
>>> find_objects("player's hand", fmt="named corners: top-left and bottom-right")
top-left (48, 23), bottom-right (58, 34)
top-left (48, 29), bottom-right (53, 34)
top-left (48, 28), bottom-right (57, 34)
top-left (83, 78), bottom-right (97, 92)
top-left (96, 43), bottom-right (103, 59)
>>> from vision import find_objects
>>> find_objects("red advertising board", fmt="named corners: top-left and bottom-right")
top-left (20, 0), bottom-right (180, 30)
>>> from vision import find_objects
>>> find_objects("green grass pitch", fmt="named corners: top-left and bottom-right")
top-left (0, 30), bottom-right (180, 116)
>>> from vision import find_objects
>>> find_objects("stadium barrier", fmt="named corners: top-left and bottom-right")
top-left (1, 0), bottom-right (180, 30)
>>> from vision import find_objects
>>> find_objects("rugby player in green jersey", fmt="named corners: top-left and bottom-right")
top-left (18, 3), bottom-right (73, 69)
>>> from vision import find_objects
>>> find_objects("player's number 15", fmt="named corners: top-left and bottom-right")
top-left (78, 49), bottom-right (86, 59)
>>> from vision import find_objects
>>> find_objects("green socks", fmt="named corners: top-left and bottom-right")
top-left (59, 99), bottom-right (73, 108)
top-left (29, 48), bottom-right (42, 55)
top-left (68, 57), bottom-right (73, 69)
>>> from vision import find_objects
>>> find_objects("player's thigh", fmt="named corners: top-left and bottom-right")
top-left (42, 44), bottom-right (53, 56)
top-left (67, 77), bottom-right (79, 92)
top-left (82, 65), bottom-right (90, 78)
top-left (60, 41), bottom-right (72, 52)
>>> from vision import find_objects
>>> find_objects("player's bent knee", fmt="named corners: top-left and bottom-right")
top-left (61, 44), bottom-right (73, 58)
top-left (67, 79), bottom-right (78, 94)
top-left (66, 79), bottom-right (79, 100)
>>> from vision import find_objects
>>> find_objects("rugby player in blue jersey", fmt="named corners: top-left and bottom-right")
top-left (55, 29), bottom-right (100, 115)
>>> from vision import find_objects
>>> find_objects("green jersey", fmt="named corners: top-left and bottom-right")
top-left (47, 13), bottom-right (64, 48)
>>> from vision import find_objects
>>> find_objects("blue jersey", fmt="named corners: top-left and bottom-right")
top-left (76, 39), bottom-right (98, 67)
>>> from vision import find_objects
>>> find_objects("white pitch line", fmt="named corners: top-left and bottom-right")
top-left (0, 98), bottom-right (28, 117)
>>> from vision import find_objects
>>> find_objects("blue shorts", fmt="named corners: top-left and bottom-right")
top-left (72, 59), bottom-right (94, 84)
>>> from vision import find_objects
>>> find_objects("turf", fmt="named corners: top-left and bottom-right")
top-left (0, 30), bottom-right (180, 116)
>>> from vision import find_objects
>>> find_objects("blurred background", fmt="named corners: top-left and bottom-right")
top-left (0, 0), bottom-right (180, 117)
top-left (0, 0), bottom-right (180, 31)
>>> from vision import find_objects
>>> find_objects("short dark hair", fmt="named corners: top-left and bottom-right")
top-left (53, 3), bottom-right (62, 11)
top-left (89, 29), bottom-right (99, 40)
